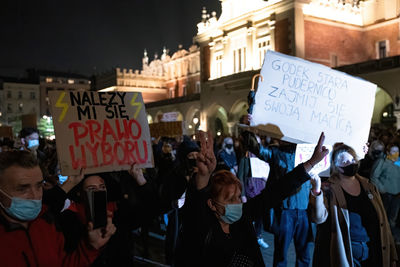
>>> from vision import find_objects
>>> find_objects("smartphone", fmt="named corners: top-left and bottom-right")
top-left (85, 190), bottom-right (108, 229)
top-left (58, 174), bottom-right (68, 184)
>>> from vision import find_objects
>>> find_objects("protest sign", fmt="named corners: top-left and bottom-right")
top-left (0, 126), bottom-right (13, 138)
top-left (49, 91), bottom-right (153, 176)
top-left (149, 121), bottom-right (184, 138)
top-left (250, 157), bottom-right (270, 180)
top-left (294, 144), bottom-right (332, 177)
top-left (161, 112), bottom-right (179, 122)
top-left (251, 50), bottom-right (376, 157)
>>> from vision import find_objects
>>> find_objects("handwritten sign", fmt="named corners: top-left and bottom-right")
top-left (295, 144), bottom-right (332, 177)
top-left (250, 158), bottom-right (270, 180)
top-left (161, 112), bottom-right (179, 122)
top-left (49, 91), bottom-right (153, 176)
top-left (251, 50), bottom-right (376, 157)
top-left (149, 121), bottom-right (184, 138)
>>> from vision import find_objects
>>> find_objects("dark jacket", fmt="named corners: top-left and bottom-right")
top-left (0, 205), bottom-right (99, 267)
top-left (176, 163), bottom-right (311, 267)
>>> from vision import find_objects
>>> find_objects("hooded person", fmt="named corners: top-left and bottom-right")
top-left (217, 137), bottom-right (238, 175)
top-left (165, 136), bottom-right (200, 265)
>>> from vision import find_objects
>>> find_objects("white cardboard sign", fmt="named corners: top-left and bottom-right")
top-left (294, 144), bottom-right (332, 177)
top-left (250, 157), bottom-right (270, 180)
top-left (251, 50), bottom-right (376, 157)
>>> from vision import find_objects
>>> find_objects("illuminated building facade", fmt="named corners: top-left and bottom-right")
top-left (0, 78), bottom-right (40, 127)
top-left (28, 70), bottom-right (92, 117)
top-left (146, 0), bottom-right (400, 135)
top-left (96, 45), bottom-right (201, 107)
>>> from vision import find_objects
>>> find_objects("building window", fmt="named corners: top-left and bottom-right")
top-left (18, 91), bottom-right (22, 99)
top-left (330, 54), bottom-right (338, 67)
top-left (257, 38), bottom-right (270, 68)
top-left (195, 82), bottom-right (201, 93)
top-left (377, 40), bottom-right (388, 59)
top-left (45, 77), bottom-right (53, 83)
top-left (169, 88), bottom-right (174, 98)
top-left (6, 91), bottom-right (11, 99)
top-left (233, 47), bottom-right (246, 73)
top-left (7, 104), bottom-right (12, 113)
top-left (68, 79), bottom-right (75, 84)
top-left (215, 54), bottom-right (223, 78)
top-left (183, 85), bottom-right (187, 96)
top-left (30, 92), bottom-right (36, 99)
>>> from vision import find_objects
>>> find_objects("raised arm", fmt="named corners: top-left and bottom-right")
top-left (195, 131), bottom-right (217, 190)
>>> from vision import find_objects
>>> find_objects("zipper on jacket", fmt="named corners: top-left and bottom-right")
top-left (23, 228), bottom-right (39, 267)
top-left (22, 252), bottom-right (31, 267)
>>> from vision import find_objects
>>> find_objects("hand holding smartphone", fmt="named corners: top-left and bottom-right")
top-left (84, 190), bottom-right (108, 229)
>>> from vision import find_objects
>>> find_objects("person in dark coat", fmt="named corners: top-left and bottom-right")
top-left (175, 131), bottom-right (328, 267)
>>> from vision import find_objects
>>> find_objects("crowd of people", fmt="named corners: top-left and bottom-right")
top-left (0, 118), bottom-right (400, 266)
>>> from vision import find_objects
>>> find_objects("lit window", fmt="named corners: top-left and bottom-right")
top-left (183, 85), bottom-right (187, 96)
top-left (46, 77), bottom-right (53, 83)
top-left (68, 79), bottom-right (75, 84)
top-left (169, 88), bottom-right (174, 98)
top-left (195, 82), bottom-right (201, 93)
top-left (215, 54), bottom-right (223, 78)
top-left (233, 48), bottom-right (246, 73)
top-left (331, 54), bottom-right (338, 67)
top-left (378, 40), bottom-right (387, 59)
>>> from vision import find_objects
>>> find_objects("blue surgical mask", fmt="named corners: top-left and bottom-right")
top-left (0, 188), bottom-right (42, 221)
top-left (220, 203), bottom-right (243, 224)
top-left (27, 139), bottom-right (39, 149)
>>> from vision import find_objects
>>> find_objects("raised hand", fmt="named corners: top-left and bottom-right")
top-left (87, 211), bottom-right (116, 250)
top-left (309, 172), bottom-right (321, 195)
top-left (128, 163), bottom-right (146, 186)
top-left (311, 132), bottom-right (329, 164)
top-left (196, 131), bottom-right (216, 190)
top-left (61, 168), bottom-right (85, 193)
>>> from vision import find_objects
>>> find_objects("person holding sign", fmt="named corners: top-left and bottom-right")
top-left (0, 150), bottom-right (116, 267)
top-left (243, 114), bottom-right (315, 267)
top-left (309, 144), bottom-right (397, 267)
top-left (175, 131), bottom-right (328, 267)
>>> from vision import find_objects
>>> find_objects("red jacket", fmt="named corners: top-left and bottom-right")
top-left (0, 205), bottom-right (99, 267)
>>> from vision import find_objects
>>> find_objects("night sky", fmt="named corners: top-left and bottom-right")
top-left (0, 0), bottom-right (220, 77)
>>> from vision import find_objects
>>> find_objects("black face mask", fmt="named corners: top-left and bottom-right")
top-left (225, 144), bottom-right (233, 149)
top-left (340, 163), bottom-right (359, 177)
top-left (372, 150), bottom-right (383, 159)
top-left (187, 158), bottom-right (197, 169)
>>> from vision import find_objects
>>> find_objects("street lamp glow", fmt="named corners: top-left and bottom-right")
top-left (193, 117), bottom-right (199, 124)
top-left (216, 131), bottom-right (221, 136)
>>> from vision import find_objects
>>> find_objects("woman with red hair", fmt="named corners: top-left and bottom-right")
top-left (176, 131), bottom-right (328, 267)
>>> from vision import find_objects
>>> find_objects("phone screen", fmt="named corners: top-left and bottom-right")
top-left (58, 174), bottom-right (68, 184)
top-left (92, 190), bottom-right (108, 229)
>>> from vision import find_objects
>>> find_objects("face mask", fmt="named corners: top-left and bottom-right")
top-left (340, 163), bottom-right (359, 177)
top-left (187, 158), bottom-right (197, 169)
top-left (371, 150), bottom-right (383, 159)
top-left (220, 203), bottom-right (243, 224)
top-left (387, 152), bottom-right (399, 162)
top-left (0, 188), bottom-right (42, 221)
top-left (225, 144), bottom-right (233, 149)
top-left (27, 139), bottom-right (39, 149)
